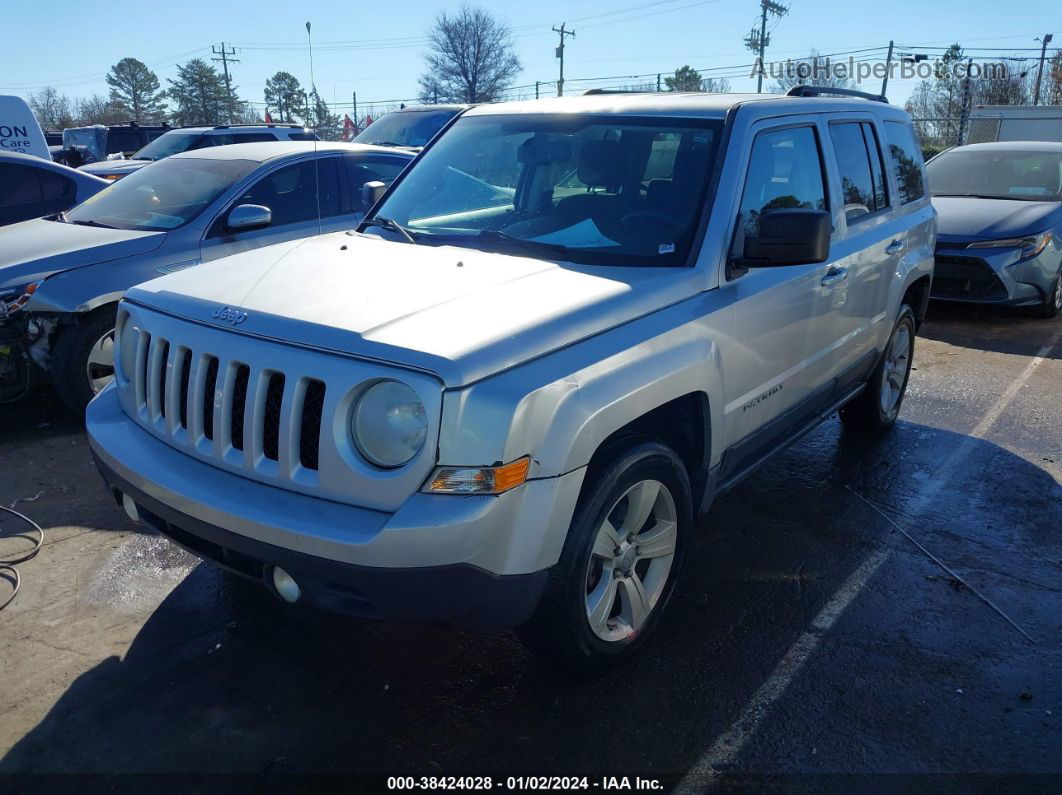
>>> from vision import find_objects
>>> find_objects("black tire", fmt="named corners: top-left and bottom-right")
top-left (517, 439), bottom-right (692, 675)
top-left (839, 303), bottom-right (916, 432)
top-left (1034, 268), bottom-right (1062, 319)
top-left (51, 307), bottom-right (118, 416)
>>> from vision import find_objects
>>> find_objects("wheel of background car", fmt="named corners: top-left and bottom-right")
top-left (619, 209), bottom-right (684, 232)
top-left (1034, 267), bottom-right (1062, 319)
top-left (51, 307), bottom-right (118, 415)
top-left (517, 438), bottom-right (691, 674)
top-left (839, 303), bottom-right (916, 432)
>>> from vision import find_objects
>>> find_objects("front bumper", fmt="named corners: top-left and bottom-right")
top-left (932, 245), bottom-right (1056, 306)
top-left (87, 386), bottom-right (586, 630)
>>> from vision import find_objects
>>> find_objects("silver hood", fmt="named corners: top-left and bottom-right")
top-left (125, 232), bottom-right (704, 387)
top-left (0, 218), bottom-right (165, 290)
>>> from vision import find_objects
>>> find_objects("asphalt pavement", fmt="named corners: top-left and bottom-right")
top-left (0, 302), bottom-right (1059, 791)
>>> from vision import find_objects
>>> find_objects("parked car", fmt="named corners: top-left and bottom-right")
top-left (353, 104), bottom-right (467, 150)
top-left (0, 151), bottom-right (109, 227)
top-left (80, 124), bottom-right (319, 181)
top-left (86, 89), bottom-right (934, 671)
top-left (51, 122), bottom-right (172, 167)
top-left (0, 142), bottom-right (413, 409)
top-left (928, 141), bottom-right (1062, 318)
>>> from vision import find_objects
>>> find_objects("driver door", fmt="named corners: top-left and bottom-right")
top-left (199, 155), bottom-right (348, 263)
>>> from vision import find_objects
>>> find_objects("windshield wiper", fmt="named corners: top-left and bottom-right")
top-left (367, 140), bottom-right (408, 148)
top-left (70, 219), bottom-right (118, 229)
top-left (357, 216), bottom-right (417, 244)
top-left (475, 229), bottom-right (570, 255)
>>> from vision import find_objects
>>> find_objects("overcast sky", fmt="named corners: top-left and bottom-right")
top-left (3, 0), bottom-right (1056, 114)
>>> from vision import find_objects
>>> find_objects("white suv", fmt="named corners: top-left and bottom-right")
top-left (87, 89), bottom-right (935, 671)
top-left (78, 124), bottom-right (318, 180)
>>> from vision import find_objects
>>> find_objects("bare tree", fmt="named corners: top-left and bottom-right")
top-left (418, 6), bottom-right (521, 103)
top-left (702, 77), bottom-right (732, 93)
top-left (76, 94), bottom-right (127, 125)
top-left (28, 87), bottom-right (76, 129)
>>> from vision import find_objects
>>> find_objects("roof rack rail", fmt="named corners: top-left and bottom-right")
top-left (582, 88), bottom-right (652, 96)
top-left (785, 85), bottom-right (888, 103)
top-left (212, 123), bottom-right (307, 129)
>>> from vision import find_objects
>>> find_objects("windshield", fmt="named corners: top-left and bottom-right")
top-left (132, 132), bottom-right (203, 161)
top-left (372, 114), bottom-right (723, 267)
top-left (354, 109), bottom-right (459, 148)
top-left (927, 149), bottom-right (1062, 201)
top-left (64, 157), bottom-right (259, 231)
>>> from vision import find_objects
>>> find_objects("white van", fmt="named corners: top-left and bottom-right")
top-left (0, 96), bottom-right (50, 160)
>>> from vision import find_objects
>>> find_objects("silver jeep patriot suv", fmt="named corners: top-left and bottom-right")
top-left (87, 88), bottom-right (935, 670)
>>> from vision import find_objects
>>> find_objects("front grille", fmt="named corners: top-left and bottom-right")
top-left (133, 337), bottom-right (328, 474)
top-left (115, 303), bottom-right (440, 512)
top-left (932, 255), bottom-right (1008, 301)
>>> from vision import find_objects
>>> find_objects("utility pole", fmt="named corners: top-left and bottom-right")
top-left (1034, 33), bottom-right (1054, 106)
top-left (211, 42), bottom-right (239, 123)
top-left (553, 23), bottom-right (576, 97)
top-left (957, 57), bottom-right (974, 146)
top-left (535, 81), bottom-right (540, 99)
top-left (881, 40), bottom-right (894, 99)
top-left (744, 1), bottom-right (788, 93)
top-left (657, 73), bottom-right (662, 92)
top-left (352, 92), bottom-right (357, 132)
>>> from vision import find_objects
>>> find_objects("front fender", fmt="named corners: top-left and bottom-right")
top-left (438, 294), bottom-right (724, 478)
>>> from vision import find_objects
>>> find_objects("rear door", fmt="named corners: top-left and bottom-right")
top-left (199, 155), bottom-right (348, 263)
top-left (820, 116), bottom-right (903, 391)
top-left (718, 119), bottom-right (841, 478)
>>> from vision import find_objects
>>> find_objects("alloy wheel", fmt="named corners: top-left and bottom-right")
top-left (86, 329), bottom-right (116, 394)
top-left (880, 323), bottom-right (911, 416)
top-left (584, 479), bottom-right (677, 642)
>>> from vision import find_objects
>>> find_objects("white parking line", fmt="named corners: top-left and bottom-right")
top-left (677, 326), bottom-right (1062, 791)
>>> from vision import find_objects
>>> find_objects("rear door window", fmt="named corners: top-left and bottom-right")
top-left (738, 125), bottom-right (827, 241)
top-left (884, 121), bottom-right (927, 205)
top-left (829, 122), bottom-right (890, 223)
top-left (38, 170), bottom-right (76, 202)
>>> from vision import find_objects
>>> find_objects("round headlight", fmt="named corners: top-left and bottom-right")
top-left (351, 380), bottom-right (428, 468)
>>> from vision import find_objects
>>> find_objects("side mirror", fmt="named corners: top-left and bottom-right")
top-left (739, 209), bottom-right (831, 267)
top-left (226, 204), bottom-right (272, 232)
top-left (361, 180), bottom-right (387, 210)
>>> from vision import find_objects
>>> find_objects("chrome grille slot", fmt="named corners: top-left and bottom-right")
top-left (262, 372), bottom-right (285, 462)
top-left (134, 331), bottom-right (151, 411)
top-left (177, 349), bottom-right (192, 430)
top-left (114, 303), bottom-right (442, 513)
top-left (299, 378), bottom-right (326, 471)
top-left (229, 364), bottom-right (251, 451)
top-left (201, 356), bottom-right (219, 441)
top-left (146, 337), bottom-right (168, 422)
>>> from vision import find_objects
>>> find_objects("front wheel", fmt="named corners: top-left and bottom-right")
top-left (839, 303), bottom-right (916, 432)
top-left (518, 440), bottom-right (692, 674)
top-left (51, 308), bottom-right (118, 415)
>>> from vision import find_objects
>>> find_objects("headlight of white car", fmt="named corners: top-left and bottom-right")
top-left (351, 380), bottom-right (427, 468)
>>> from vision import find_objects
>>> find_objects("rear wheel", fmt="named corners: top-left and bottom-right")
top-left (1034, 268), bottom-right (1062, 319)
top-left (839, 303), bottom-right (916, 432)
top-left (518, 440), bottom-right (691, 674)
top-left (51, 308), bottom-right (118, 415)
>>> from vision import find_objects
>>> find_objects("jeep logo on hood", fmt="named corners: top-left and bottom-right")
top-left (212, 306), bottom-right (248, 326)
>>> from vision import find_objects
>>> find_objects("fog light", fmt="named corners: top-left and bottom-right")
top-left (121, 493), bottom-right (140, 522)
top-left (272, 566), bottom-right (301, 603)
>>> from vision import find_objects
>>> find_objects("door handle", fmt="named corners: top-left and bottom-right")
top-left (821, 266), bottom-right (849, 287)
top-left (886, 239), bottom-right (905, 255)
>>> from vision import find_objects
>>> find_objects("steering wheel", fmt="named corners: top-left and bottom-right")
top-left (620, 209), bottom-right (683, 232)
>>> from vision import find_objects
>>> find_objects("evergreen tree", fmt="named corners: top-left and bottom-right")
top-left (106, 57), bottom-right (167, 122)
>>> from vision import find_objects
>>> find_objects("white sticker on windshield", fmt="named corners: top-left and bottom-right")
top-left (144, 213), bottom-right (184, 229)
top-left (659, 243), bottom-right (676, 254)
top-left (1009, 186), bottom-right (1051, 196)
top-left (530, 218), bottom-right (621, 248)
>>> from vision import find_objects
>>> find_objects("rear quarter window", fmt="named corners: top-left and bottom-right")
top-left (884, 121), bottom-right (927, 205)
